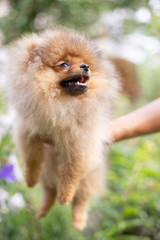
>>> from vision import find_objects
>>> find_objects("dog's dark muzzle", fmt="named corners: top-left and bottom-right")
top-left (60, 74), bottom-right (89, 96)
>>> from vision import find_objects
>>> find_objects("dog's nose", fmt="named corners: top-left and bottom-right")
top-left (80, 64), bottom-right (89, 72)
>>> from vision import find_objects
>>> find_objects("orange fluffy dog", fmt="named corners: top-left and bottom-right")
top-left (9, 28), bottom-right (119, 230)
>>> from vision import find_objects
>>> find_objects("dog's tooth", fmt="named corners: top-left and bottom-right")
top-left (77, 82), bottom-right (86, 86)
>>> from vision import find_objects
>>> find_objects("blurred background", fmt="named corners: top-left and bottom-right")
top-left (0, 0), bottom-right (160, 239)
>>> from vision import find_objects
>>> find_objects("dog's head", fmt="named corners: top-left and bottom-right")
top-left (49, 55), bottom-right (90, 96)
top-left (14, 28), bottom-right (108, 100)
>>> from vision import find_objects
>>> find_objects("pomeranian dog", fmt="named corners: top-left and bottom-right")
top-left (9, 27), bottom-right (119, 231)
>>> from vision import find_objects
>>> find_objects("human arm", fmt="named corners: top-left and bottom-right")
top-left (111, 98), bottom-right (160, 142)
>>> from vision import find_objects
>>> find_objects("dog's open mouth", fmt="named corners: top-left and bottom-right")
top-left (60, 75), bottom-right (89, 96)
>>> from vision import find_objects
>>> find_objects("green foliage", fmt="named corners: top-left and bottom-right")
top-left (0, 0), bottom-right (109, 43)
top-left (0, 132), bottom-right (14, 161)
top-left (0, 91), bottom-right (14, 164)
top-left (0, 0), bottom-right (159, 43)
top-left (96, 136), bottom-right (160, 239)
top-left (138, 58), bottom-right (160, 101)
top-left (0, 90), bottom-right (7, 114)
top-left (0, 206), bottom-right (84, 240)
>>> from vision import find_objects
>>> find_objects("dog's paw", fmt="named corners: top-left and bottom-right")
top-left (26, 178), bottom-right (38, 187)
top-left (36, 208), bottom-right (47, 218)
top-left (24, 167), bottom-right (40, 187)
top-left (57, 191), bottom-right (73, 205)
top-left (72, 220), bottom-right (86, 231)
top-left (25, 173), bottom-right (39, 187)
top-left (57, 183), bottom-right (75, 205)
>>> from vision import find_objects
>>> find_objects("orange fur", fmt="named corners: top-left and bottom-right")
top-left (9, 27), bottom-right (119, 230)
top-left (112, 57), bottom-right (140, 101)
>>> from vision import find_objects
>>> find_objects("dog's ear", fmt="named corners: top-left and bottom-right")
top-left (24, 43), bottom-right (48, 71)
top-left (13, 36), bottom-right (43, 72)
top-left (30, 47), bottom-right (53, 67)
top-left (30, 44), bottom-right (59, 67)
top-left (26, 42), bottom-right (43, 66)
top-left (28, 47), bottom-right (43, 68)
top-left (15, 34), bottom-right (54, 71)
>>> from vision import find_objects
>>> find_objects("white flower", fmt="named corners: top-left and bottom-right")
top-left (8, 193), bottom-right (25, 212)
top-left (0, 187), bottom-right (9, 210)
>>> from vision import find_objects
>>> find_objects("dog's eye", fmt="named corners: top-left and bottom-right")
top-left (60, 62), bottom-right (70, 67)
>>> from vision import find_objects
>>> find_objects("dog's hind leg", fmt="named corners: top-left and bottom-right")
top-left (72, 163), bottom-right (107, 231)
top-left (36, 187), bottom-right (57, 218)
top-left (72, 194), bottom-right (88, 231)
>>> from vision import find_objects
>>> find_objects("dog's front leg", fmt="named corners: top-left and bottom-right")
top-left (15, 124), bottom-right (44, 187)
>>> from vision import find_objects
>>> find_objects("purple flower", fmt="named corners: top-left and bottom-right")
top-left (0, 164), bottom-right (17, 183)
